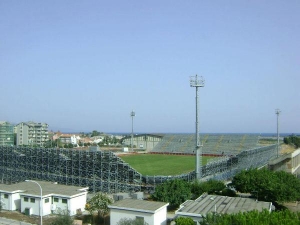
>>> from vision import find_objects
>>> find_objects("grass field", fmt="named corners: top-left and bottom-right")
top-left (119, 154), bottom-right (213, 176)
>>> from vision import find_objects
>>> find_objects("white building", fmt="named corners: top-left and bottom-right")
top-left (0, 181), bottom-right (88, 216)
top-left (15, 122), bottom-right (49, 146)
top-left (59, 134), bottom-right (78, 145)
top-left (108, 198), bottom-right (169, 225)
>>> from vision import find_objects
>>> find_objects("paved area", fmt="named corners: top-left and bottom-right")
top-left (0, 217), bottom-right (33, 225)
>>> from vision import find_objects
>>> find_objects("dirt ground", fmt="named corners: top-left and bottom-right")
top-left (0, 210), bottom-right (58, 224)
top-left (280, 144), bottom-right (296, 154)
top-left (0, 210), bottom-right (110, 225)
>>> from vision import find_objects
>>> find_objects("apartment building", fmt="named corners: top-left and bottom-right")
top-left (59, 134), bottom-right (78, 145)
top-left (15, 122), bottom-right (49, 146)
top-left (0, 121), bottom-right (14, 146)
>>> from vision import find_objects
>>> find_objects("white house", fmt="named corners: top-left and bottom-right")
top-left (0, 181), bottom-right (88, 216)
top-left (0, 189), bottom-right (22, 211)
top-left (59, 134), bottom-right (78, 145)
top-left (108, 198), bottom-right (169, 225)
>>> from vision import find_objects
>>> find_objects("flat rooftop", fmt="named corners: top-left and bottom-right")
top-left (109, 199), bottom-right (169, 213)
top-left (0, 181), bottom-right (88, 197)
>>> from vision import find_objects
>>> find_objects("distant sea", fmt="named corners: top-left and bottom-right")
top-left (107, 132), bottom-right (300, 137)
top-left (50, 129), bottom-right (299, 138)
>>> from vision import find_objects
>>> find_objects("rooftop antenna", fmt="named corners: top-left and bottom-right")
top-left (275, 109), bottom-right (281, 158)
top-left (130, 110), bottom-right (135, 152)
top-left (190, 75), bottom-right (205, 180)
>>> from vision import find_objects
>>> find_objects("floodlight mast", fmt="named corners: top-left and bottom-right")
top-left (131, 111), bottom-right (135, 152)
top-left (275, 109), bottom-right (281, 158)
top-left (190, 75), bottom-right (205, 180)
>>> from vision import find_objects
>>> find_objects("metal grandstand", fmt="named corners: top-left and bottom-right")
top-left (0, 134), bottom-right (277, 193)
top-left (0, 147), bottom-right (142, 193)
top-left (151, 134), bottom-right (260, 156)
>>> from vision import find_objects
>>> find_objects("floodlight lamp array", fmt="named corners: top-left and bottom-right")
top-left (190, 75), bottom-right (205, 87)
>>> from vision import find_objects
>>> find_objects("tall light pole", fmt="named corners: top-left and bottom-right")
top-left (190, 75), bottom-right (205, 180)
top-left (275, 109), bottom-right (281, 158)
top-left (25, 180), bottom-right (43, 225)
top-left (130, 111), bottom-right (135, 152)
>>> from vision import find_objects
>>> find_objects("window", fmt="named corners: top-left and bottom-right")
top-left (136, 217), bottom-right (144, 223)
top-left (62, 199), bottom-right (67, 204)
top-left (30, 198), bottom-right (35, 203)
top-left (54, 198), bottom-right (59, 202)
top-left (4, 194), bottom-right (8, 199)
top-left (45, 198), bottom-right (49, 203)
top-left (24, 197), bottom-right (28, 202)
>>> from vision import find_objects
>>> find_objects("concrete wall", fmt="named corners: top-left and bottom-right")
top-left (20, 194), bottom-right (86, 216)
top-left (69, 193), bottom-right (87, 216)
top-left (110, 207), bottom-right (168, 225)
top-left (21, 196), bottom-right (41, 216)
top-left (110, 209), bottom-right (155, 225)
top-left (268, 148), bottom-right (300, 176)
top-left (154, 206), bottom-right (168, 225)
top-left (43, 196), bottom-right (52, 216)
top-left (0, 193), bottom-right (10, 210)
top-left (0, 193), bottom-right (21, 211)
top-left (11, 193), bottom-right (21, 211)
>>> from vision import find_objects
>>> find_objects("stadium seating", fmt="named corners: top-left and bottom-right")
top-left (151, 134), bottom-right (260, 156)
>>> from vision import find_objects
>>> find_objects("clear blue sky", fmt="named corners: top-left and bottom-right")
top-left (1, 1), bottom-right (299, 134)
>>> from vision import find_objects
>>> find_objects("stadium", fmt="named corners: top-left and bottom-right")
top-left (0, 133), bottom-right (277, 193)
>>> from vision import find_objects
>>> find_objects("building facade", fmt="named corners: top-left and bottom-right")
top-left (0, 121), bottom-right (14, 146)
top-left (59, 134), bottom-right (78, 145)
top-left (109, 199), bottom-right (169, 225)
top-left (0, 181), bottom-right (88, 216)
top-left (15, 122), bottom-right (49, 146)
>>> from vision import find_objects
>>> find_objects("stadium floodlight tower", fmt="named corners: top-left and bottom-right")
top-left (190, 75), bottom-right (205, 180)
top-left (275, 109), bottom-right (281, 158)
top-left (131, 110), bottom-right (135, 152)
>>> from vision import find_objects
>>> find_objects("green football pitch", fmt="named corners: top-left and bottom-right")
top-left (119, 154), bottom-right (213, 176)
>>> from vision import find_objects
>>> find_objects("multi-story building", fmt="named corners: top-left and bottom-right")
top-left (15, 122), bottom-right (49, 146)
top-left (59, 134), bottom-right (78, 145)
top-left (0, 121), bottom-right (14, 146)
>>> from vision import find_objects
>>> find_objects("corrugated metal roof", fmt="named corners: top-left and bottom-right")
top-left (176, 194), bottom-right (272, 217)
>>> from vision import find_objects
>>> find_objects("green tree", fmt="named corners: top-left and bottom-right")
top-left (231, 168), bottom-right (300, 203)
top-left (284, 135), bottom-right (300, 148)
top-left (67, 143), bottom-right (73, 148)
top-left (175, 217), bottom-right (195, 225)
top-left (117, 218), bottom-right (149, 225)
top-left (191, 180), bottom-right (226, 198)
top-left (91, 130), bottom-right (101, 137)
top-left (151, 179), bottom-right (191, 210)
top-left (54, 139), bottom-right (63, 148)
top-left (220, 188), bottom-right (237, 197)
top-left (50, 209), bottom-right (74, 225)
top-left (85, 192), bottom-right (113, 221)
top-left (200, 209), bottom-right (300, 225)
